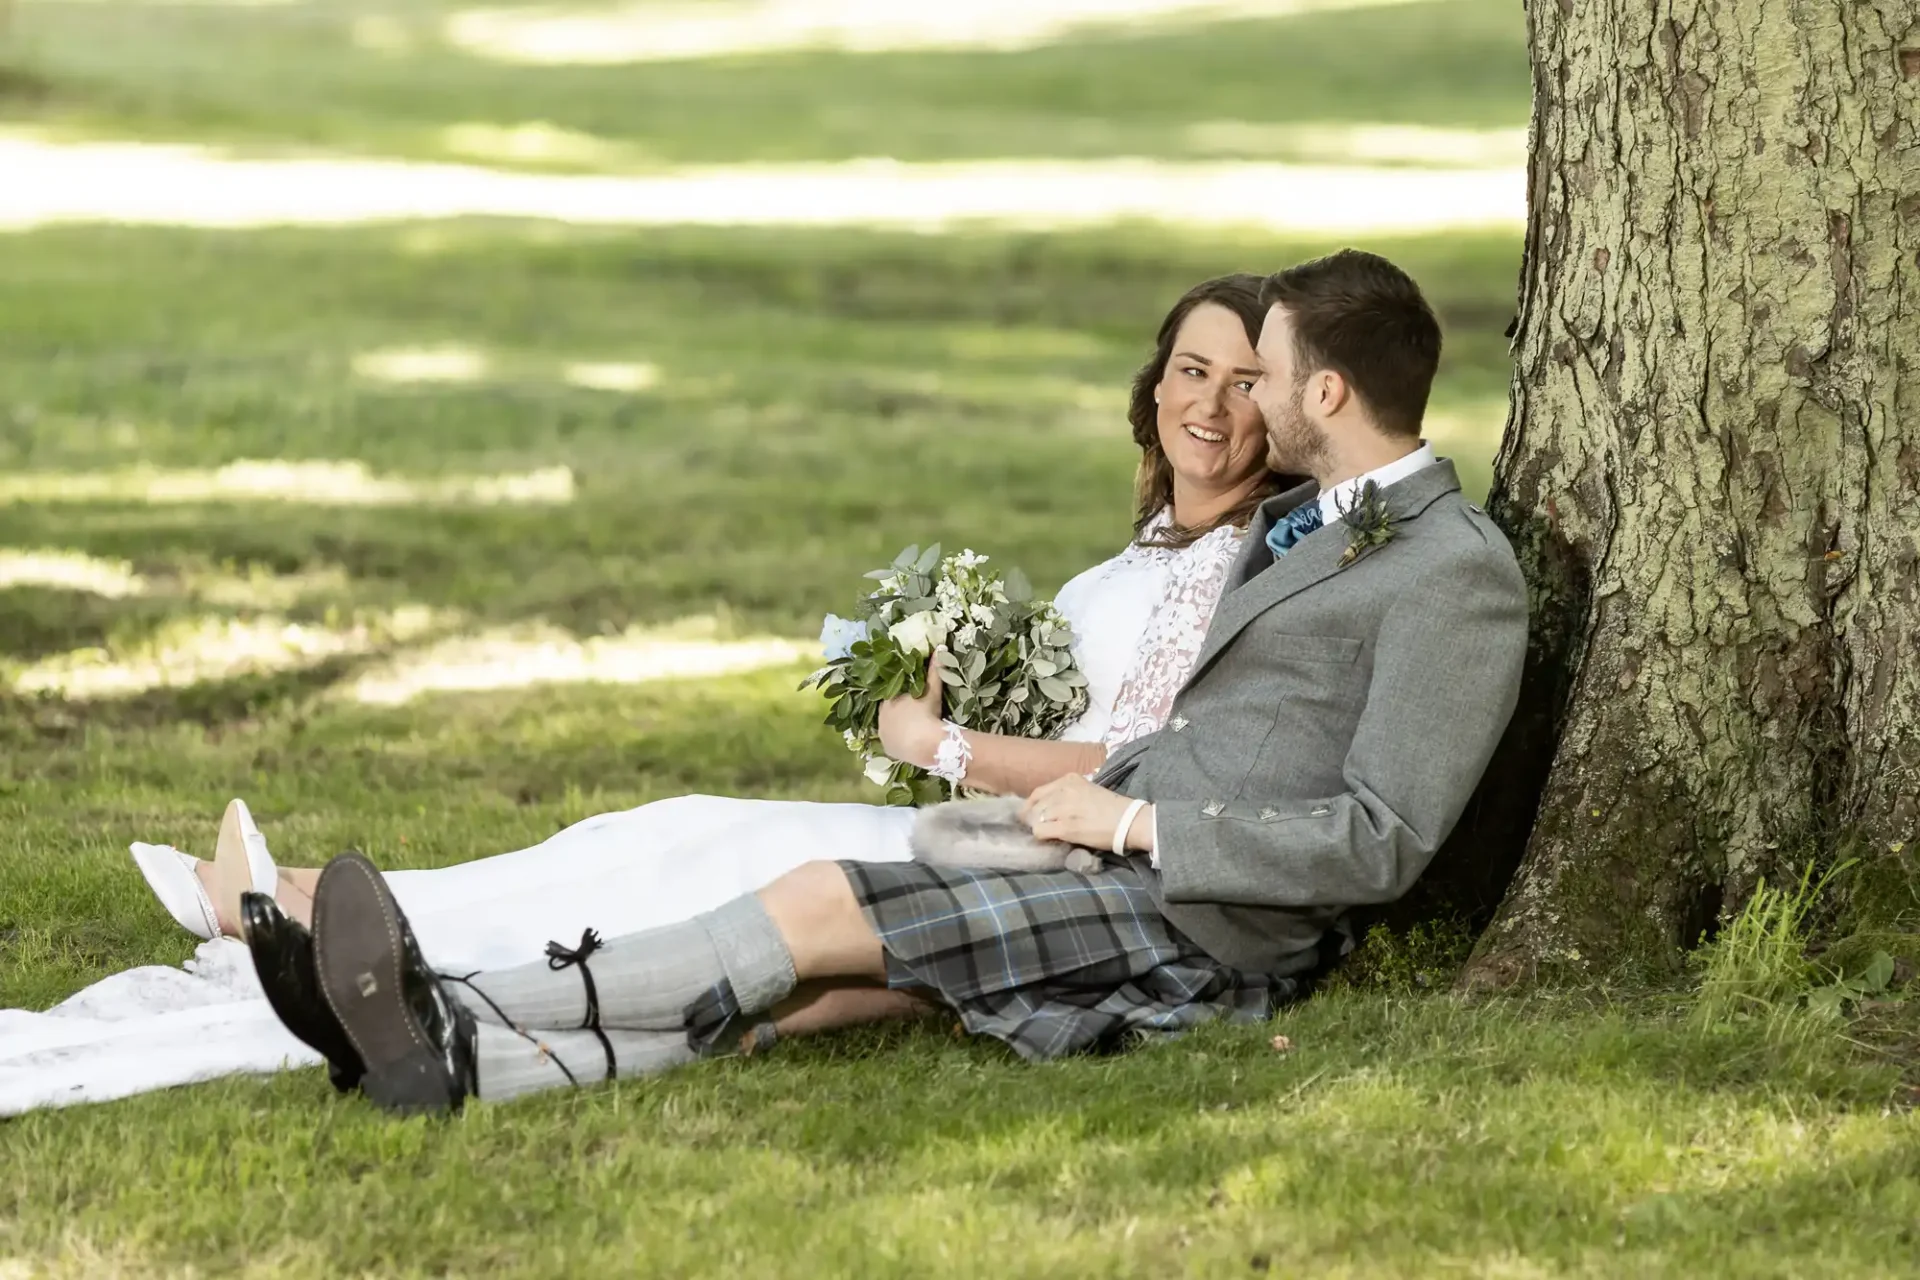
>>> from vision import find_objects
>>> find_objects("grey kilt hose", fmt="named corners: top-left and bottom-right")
top-left (838, 859), bottom-right (1293, 1060)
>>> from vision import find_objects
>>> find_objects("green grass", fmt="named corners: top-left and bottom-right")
top-left (3, 992), bottom-right (1916, 1278)
top-left (0, 220), bottom-right (1518, 647)
top-left (2, 2), bottom-right (1916, 1275)
top-left (6, 0), bottom-right (1530, 166)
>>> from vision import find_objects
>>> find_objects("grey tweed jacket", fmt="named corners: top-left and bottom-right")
top-left (1095, 459), bottom-right (1528, 976)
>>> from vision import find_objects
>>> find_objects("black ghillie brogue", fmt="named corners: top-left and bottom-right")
top-left (239, 890), bottom-right (365, 1094)
top-left (309, 852), bottom-right (478, 1115)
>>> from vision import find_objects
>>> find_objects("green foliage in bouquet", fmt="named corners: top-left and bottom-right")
top-left (801, 543), bottom-right (1090, 806)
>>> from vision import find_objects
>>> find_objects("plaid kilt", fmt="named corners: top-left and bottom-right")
top-left (838, 859), bottom-right (1291, 1061)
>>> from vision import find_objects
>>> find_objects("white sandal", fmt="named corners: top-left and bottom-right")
top-left (129, 798), bottom-right (279, 940)
top-left (129, 843), bottom-right (222, 940)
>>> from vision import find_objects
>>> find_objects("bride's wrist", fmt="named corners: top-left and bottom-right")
top-left (930, 721), bottom-right (977, 779)
top-left (910, 718), bottom-right (952, 771)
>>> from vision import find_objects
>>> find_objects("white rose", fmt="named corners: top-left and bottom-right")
top-left (863, 755), bottom-right (896, 786)
top-left (889, 610), bottom-right (947, 655)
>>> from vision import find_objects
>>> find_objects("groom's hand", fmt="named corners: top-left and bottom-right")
top-left (1020, 775), bottom-right (1151, 854)
top-left (878, 653), bottom-right (946, 767)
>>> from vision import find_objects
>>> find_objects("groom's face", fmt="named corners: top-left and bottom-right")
top-left (1252, 306), bottom-right (1326, 474)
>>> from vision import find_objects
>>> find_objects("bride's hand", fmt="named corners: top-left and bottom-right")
top-left (878, 653), bottom-right (946, 767)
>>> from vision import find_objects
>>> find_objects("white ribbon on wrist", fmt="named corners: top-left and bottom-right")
top-left (1112, 798), bottom-right (1149, 859)
top-left (929, 720), bottom-right (972, 784)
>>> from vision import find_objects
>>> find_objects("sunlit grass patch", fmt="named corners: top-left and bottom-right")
top-left (1184, 121), bottom-right (1527, 168)
top-left (10, 604), bottom-right (443, 698)
top-left (0, 460), bottom-right (576, 507)
top-left (0, 136), bottom-right (1524, 235)
top-left (0, 549), bottom-right (146, 598)
top-left (440, 0), bottom-right (1431, 65)
top-left (341, 615), bottom-right (811, 706)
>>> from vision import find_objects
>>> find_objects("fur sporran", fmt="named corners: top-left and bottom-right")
top-left (909, 797), bottom-right (1104, 874)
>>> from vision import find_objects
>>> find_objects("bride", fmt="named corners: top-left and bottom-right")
top-left (4, 273), bottom-right (1288, 1113)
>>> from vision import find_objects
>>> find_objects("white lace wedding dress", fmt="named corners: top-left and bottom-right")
top-left (0, 518), bottom-right (1243, 1115)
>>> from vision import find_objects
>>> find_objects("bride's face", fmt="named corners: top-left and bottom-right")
top-left (1153, 303), bottom-right (1269, 498)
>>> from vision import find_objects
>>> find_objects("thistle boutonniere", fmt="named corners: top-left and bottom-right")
top-left (1336, 481), bottom-right (1397, 568)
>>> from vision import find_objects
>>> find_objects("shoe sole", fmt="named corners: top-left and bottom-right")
top-left (312, 853), bottom-right (459, 1115)
top-left (213, 799), bottom-right (274, 934)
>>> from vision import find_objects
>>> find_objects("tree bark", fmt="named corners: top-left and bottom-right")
top-left (1461, 0), bottom-right (1920, 985)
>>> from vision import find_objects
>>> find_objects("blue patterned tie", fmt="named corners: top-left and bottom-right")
top-left (1265, 501), bottom-right (1325, 557)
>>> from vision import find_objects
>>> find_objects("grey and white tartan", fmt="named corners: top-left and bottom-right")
top-left (837, 858), bottom-right (1291, 1061)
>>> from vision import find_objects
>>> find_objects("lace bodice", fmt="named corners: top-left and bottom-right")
top-left (1052, 512), bottom-right (1246, 753)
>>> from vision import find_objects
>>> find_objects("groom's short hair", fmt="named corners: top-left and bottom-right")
top-left (1260, 250), bottom-right (1442, 439)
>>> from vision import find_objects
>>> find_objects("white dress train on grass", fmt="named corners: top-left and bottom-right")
top-left (0, 517), bottom-right (1242, 1114)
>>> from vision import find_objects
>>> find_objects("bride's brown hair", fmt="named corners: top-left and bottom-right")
top-left (1127, 273), bottom-right (1300, 549)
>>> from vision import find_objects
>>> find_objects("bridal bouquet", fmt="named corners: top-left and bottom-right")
top-left (803, 544), bottom-right (1089, 806)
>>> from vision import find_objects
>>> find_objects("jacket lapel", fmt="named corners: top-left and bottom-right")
top-left (1226, 478), bottom-right (1318, 593)
top-left (1192, 524), bottom-right (1350, 675)
top-left (1191, 460), bottom-right (1465, 676)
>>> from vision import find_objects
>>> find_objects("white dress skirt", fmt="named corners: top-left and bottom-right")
top-left (0, 518), bottom-right (1244, 1114)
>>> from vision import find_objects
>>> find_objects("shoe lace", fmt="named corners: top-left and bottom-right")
top-left (545, 929), bottom-right (616, 1081)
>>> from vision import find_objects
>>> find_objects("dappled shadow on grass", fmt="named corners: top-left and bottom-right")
top-left (306, 670), bottom-right (861, 814)
top-left (0, 218), bottom-right (1518, 660)
top-left (13, 0), bottom-right (1528, 169)
top-left (0, 585), bottom-right (186, 662)
top-left (0, 65), bottom-right (55, 105)
top-left (18, 655), bottom-right (372, 737)
top-left (0, 221), bottom-right (1523, 377)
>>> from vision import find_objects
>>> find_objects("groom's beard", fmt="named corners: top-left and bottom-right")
top-left (1263, 383), bottom-right (1327, 476)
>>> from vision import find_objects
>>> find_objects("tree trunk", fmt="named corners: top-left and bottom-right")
top-left (1461, 0), bottom-right (1920, 985)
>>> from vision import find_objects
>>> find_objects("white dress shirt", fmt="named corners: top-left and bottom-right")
top-left (1316, 441), bottom-right (1437, 526)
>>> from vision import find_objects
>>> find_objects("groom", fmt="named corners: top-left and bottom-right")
top-left (247, 249), bottom-right (1529, 1112)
